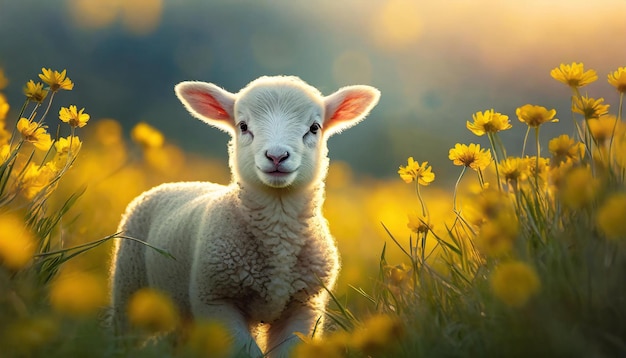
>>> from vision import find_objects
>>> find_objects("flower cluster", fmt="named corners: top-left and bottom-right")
top-left (394, 62), bottom-right (626, 314)
top-left (0, 68), bottom-right (89, 203)
top-left (294, 313), bottom-right (404, 357)
top-left (397, 157), bottom-right (434, 185)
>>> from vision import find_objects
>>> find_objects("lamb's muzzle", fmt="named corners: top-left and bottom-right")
top-left (265, 148), bottom-right (290, 166)
top-left (110, 75), bottom-right (380, 358)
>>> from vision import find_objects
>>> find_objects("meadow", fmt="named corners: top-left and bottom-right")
top-left (0, 63), bottom-right (625, 357)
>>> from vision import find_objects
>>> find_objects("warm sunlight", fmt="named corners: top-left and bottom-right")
top-left (0, 1), bottom-right (625, 356)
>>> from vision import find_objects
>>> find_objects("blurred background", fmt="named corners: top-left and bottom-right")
top-left (1, 0), bottom-right (624, 181)
top-left (0, 0), bottom-right (624, 294)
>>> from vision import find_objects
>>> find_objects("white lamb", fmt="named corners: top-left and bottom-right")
top-left (110, 75), bottom-right (380, 357)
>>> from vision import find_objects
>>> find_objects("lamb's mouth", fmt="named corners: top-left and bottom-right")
top-left (264, 169), bottom-right (296, 177)
top-left (257, 167), bottom-right (298, 178)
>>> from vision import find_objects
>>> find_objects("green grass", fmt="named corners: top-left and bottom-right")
top-left (1, 65), bottom-right (626, 357)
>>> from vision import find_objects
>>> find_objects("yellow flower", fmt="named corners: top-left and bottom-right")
top-left (131, 122), bottom-right (165, 149)
top-left (0, 132), bottom-right (8, 148)
top-left (548, 134), bottom-right (585, 164)
top-left (559, 166), bottom-right (599, 209)
top-left (0, 95), bottom-right (9, 145)
top-left (596, 193), bottom-right (626, 240)
top-left (516, 104), bottom-right (558, 128)
top-left (16, 118), bottom-right (53, 151)
top-left (292, 331), bottom-right (349, 358)
top-left (94, 118), bottom-right (123, 146)
top-left (49, 270), bottom-right (108, 317)
top-left (398, 157), bottom-right (435, 185)
top-left (0, 123), bottom-right (9, 146)
top-left (0, 144), bottom-right (10, 162)
top-left (59, 105), bottom-right (90, 128)
top-left (548, 159), bottom-right (576, 190)
top-left (449, 143), bottom-right (492, 171)
top-left (0, 214), bottom-right (36, 270)
top-left (0, 93), bottom-right (10, 122)
top-left (466, 109), bottom-right (511, 136)
top-left (0, 68), bottom-right (8, 90)
top-left (490, 261), bottom-right (540, 308)
top-left (20, 163), bottom-right (57, 200)
top-left (351, 314), bottom-right (404, 355)
top-left (52, 136), bottom-right (83, 170)
top-left (465, 188), bottom-right (515, 228)
top-left (475, 214), bottom-right (519, 257)
top-left (587, 115), bottom-right (625, 146)
top-left (607, 66), bottom-right (626, 93)
top-left (38, 68), bottom-right (74, 91)
top-left (550, 62), bottom-right (597, 88)
top-left (127, 288), bottom-right (179, 333)
top-left (23, 80), bottom-right (49, 103)
top-left (407, 212), bottom-right (431, 233)
top-left (498, 157), bottom-right (527, 184)
top-left (54, 135), bottom-right (82, 155)
top-left (184, 320), bottom-right (232, 358)
top-left (523, 156), bottom-right (549, 179)
top-left (469, 188), bottom-right (519, 256)
top-left (572, 96), bottom-right (609, 119)
top-left (385, 263), bottom-right (412, 287)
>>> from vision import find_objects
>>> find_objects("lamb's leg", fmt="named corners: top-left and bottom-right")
top-left (266, 303), bottom-right (324, 358)
top-left (190, 300), bottom-right (263, 357)
top-left (110, 237), bottom-right (148, 334)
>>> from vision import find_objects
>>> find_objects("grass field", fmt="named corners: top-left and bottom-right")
top-left (1, 64), bottom-right (625, 357)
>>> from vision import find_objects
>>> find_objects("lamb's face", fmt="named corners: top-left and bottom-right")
top-left (174, 75), bottom-right (380, 191)
top-left (233, 86), bottom-right (326, 189)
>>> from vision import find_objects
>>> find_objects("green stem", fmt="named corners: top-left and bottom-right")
top-left (36, 91), bottom-right (56, 126)
top-left (8, 100), bottom-right (31, 149)
top-left (415, 181), bottom-right (427, 217)
top-left (607, 92), bottom-right (623, 168)
top-left (535, 127), bottom-right (541, 186)
top-left (521, 126), bottom-right (531, 158)
top-left (477, 168), bottom-right (486, 189)
top-left (452, 166), bottom-right (467, 214)
top-left (487, 133), bottom-right (502, 191)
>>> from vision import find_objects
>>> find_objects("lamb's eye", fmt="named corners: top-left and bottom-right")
top-left (309, 123), bottom-right (321, 135)
top-left (238, 122), bottom-right (248, 133)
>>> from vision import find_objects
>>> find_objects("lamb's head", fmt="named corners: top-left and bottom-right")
top-left (175, 76), bottom-right (380, 190)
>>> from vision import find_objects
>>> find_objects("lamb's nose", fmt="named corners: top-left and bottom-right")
top-left (265, 150), bottom-right (289, 166)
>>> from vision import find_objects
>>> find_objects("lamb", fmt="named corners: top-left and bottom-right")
top-left (110, 75), bottom-right (380, 357)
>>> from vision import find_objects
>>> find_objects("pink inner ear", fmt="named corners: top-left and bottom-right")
top-left (187, 89), bottom-right (230, 120)
top-left (329, 94), bottom-right (370, 121)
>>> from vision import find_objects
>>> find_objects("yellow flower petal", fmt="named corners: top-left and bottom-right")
top-left (0, 214), bottom-right (36, 270)
top-left (16, 118), bottom-right (53, 151)
top-left (49, 270), bottom-right (107, 317)
top-left (23, 80), bottom-right (49, 103)
top-left (59, 105), bottom-right (90, 128)
top-left (490, 261), bottom-right (540, 308)
top-left (466, 109), bottom-right (511, 136)
top-left (550, 62), bottom-right (597, 88)
top-left (131, 122), bottom-right (165, 149)
top-left (596, 193), bottom-right (626, 240)
top-left (516, 104), bottom-right (558, 127)
top-left (397, 157), bottom-right (435, 185)
top-left (449, 143), bottom-right (492, 171)
top-left (607, 66), bottom-right (626, 93)
top-left (127, 288), bottom-right (179, 333)
top-left (39, 68), bottom-right (74, 91)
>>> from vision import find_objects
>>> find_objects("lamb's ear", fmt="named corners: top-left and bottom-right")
top-left (175, 81), bottom-right (237, 135)
top-left (323, 85), bottom-right (381, 136)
